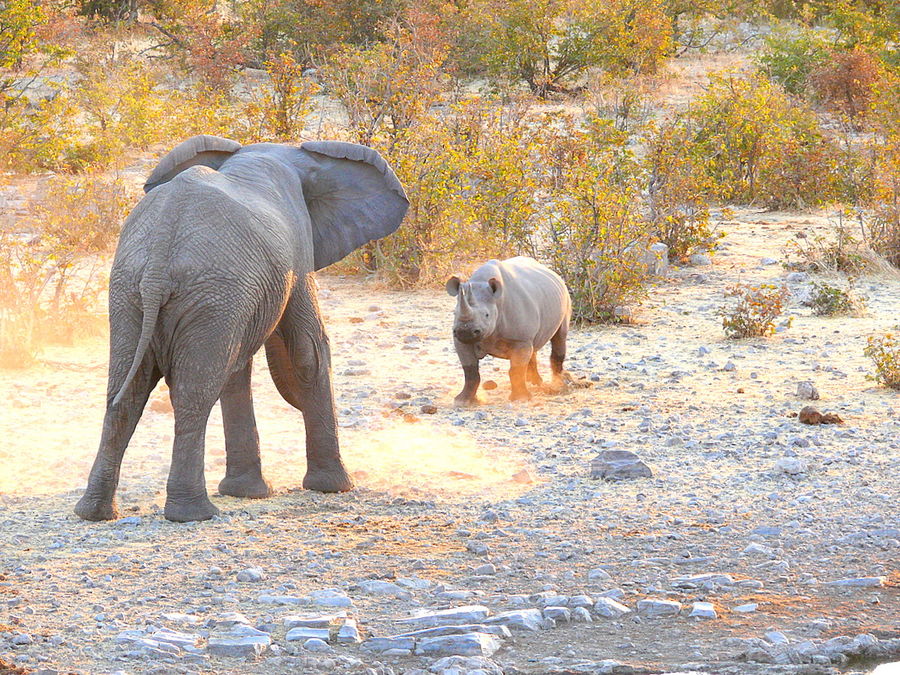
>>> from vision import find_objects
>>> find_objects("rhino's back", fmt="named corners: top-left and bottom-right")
top-left (474, 257), bottom-right (570, 348)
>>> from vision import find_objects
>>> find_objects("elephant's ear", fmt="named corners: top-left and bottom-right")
top-left (296, 141), bottom-right (409, 270)
top-left (144, 135), bottom-right (241, 193)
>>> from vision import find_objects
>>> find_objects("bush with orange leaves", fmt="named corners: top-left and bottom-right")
top-left (807, 47), bottom-right (881, 127)
top-left (719, 283), bottom-right (791, 339)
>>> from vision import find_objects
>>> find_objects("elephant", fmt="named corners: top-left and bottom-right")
top-left (74, 135), bottom-right (409, 523)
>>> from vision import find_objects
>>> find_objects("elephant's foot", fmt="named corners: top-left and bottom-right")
top-left (218, 471), bottom-right (273, 499)
top-left (74, 493), bottom-right (119, 521)
top-left (303, 465), bottom-right (353, 493)
top-left (164, 496), bottom-right (220, 523)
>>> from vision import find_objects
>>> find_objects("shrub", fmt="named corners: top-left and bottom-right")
top-left (543, 118), bottom-right (650, 322)
top-left (318, 23), bottom-right (448, 146)
top-left (684, 72), bottom-right (839, 208)
top-left (754, 27), bottom-right (829, 95)
top-left (808, 279), bottom-right (864, 316)
top-left (864, 334), bottom-right (900, 389)
top-left (459, 0), bottom-right (673, 97)
top-left (785, 211), bottom-right (869, 274)
top-left (644, 119), bottom-right (719, 261)
top-left (720, 283), bottom-right (791, 338)
top-left (238, 51), bottom-right (318, 143)
top-left (807, 47), bottom-right (881, 126)
top-left (0, 174), bottom-right (136, 366)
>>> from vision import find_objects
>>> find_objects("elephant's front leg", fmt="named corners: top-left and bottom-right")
top-left (218, 361), bottom-right (272, 499)
top-left (265, 280), bottom-right (352, 494)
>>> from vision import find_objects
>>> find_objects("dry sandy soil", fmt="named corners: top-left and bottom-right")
top-left (0, 206), bottom-right (898, 675)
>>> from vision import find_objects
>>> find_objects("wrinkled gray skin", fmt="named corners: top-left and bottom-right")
top-left (74, 135), bottom-right (408, 523)
top-left (447, 256), bottom-right (571, 405)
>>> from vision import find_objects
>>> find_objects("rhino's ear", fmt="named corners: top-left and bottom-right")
top-left (446, 275), bottom-right (464, 296)
top-left (294, 141), bottom-right (409, 270)
top-left (144, 135), bottom-right (241, 193)
top-left (488, 277), bottom-right (503, 299)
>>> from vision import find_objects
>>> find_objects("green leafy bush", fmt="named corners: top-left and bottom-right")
top-left (684, 72), bottom-right (840, 208)
top-left (809, 279), bottom-right (864, 316)
top-left (755, 27), bottom-right (830, 95)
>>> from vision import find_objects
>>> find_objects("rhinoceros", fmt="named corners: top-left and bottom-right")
top-left (446, 256), bottom-right (571, 404)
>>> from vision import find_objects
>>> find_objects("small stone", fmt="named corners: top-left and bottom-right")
top-left (473, 563), bottom-right (496, 576)
top-left (308, 589), bottom-right (353, 607)
top-left (636, 599), bottom-right (682, 618)
top-left (775, 457), bottom-right (808, 475)
top-left (357, 580), bottom-right (411, 598)
top-left (796, 381), bottom-right (819, 400)
top-left (482, 380), bottom-right (498, 391)
top-left (592, 598), bottom-right (632, 618)
top-left (590, 450), bottom-right (652, 480)
top-left (571, 607), bottom-right (592, 623)
top-left (362, 636), bottom-right (417, 653)
top-left (420, 404), bottom-right (438, 415)
top-left (466, 540), bottom-right (489, 556)
top-left (303, 638), bottom-right (332, 653)
top-left (733, 603), bottom-right (758, 613)
top-left (689, 602), bottom-right (717, 619)
top-left (760, 257), bottom-right (778, 265)
top-left (588, 568), bottom-right (612, 582)
top-left (283, 613), bottom-right (346, 629)
top-left (690, 253), bottom-right (712, 266)
top-left (11, 633), bottom-right (33, 645)
top-left (236, 567), bottom-right (266, 583)
top-left (786, 272), bottom-right (809, 283)
top-left (542, 606), bottom-right (571, 623)
top-left (213, 612), bottom-right (252, 627)
top-left (285, 626), bottom-right (330, 642)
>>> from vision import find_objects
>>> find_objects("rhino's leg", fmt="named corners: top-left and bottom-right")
top-left (526, 351), bottom-right (543, 385)
top-left (453, 338), bottom-right (481, 406)
top-left (508, 344), bottom-right (533, 402)
top-left (550, 321), bottom-right (568, 385)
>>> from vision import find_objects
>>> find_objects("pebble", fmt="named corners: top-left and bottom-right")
top-left (690, 253), bottom-right (712, 266)
top-left (236, 567), bottom-right (266, 583)
top-left (824, 577), bottom-right (885, 588)
top-left (796, 381), bottom-right (820, 400)
top-left (775, 457), bottom-right (809, 475)
top-left (303, 638), bottom-right (333, 653)
top-left (588, 568), bottom-right (612, 582)
top-left (590, 450), bottom-right (653, 480)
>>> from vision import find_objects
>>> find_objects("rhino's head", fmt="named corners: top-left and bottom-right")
top-left (446, 274), bottom-right (503, 344)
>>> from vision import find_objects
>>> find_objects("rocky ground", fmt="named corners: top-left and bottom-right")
top-left (1, 208), bottom-right (899, 675)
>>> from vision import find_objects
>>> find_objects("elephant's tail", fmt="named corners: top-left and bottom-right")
top-left (111, 275), bottom-right (165, 408)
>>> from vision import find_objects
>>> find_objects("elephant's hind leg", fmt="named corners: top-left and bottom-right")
top-left (218, 361), bottom-right (272, 499)
top-left (165, 341), bottom-right (233, 522)
top-left (75, 355), bottom-right (160, 521)
top-left (264, 279), bottom-right (352, 494)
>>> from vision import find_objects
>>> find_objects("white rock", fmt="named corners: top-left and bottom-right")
top-left (571, 607), bottom-right (593, 623)
top-left (303, 638), bottom-right (333, 653)
top-left (825, 577), bottom-right (885, 588)
top-left (636, 599), bottom-right (682, 618)
top-left (690, 253), bottom-right (712, 266)
top-left (415, 632), bottom-right (501, 657)
top-left (208, 632), bottom-right (271, 657)
top-left (593, 597), bottom-right (631, 618)
top-left (236, 567), bottom-right (266, 583)
top-left (283, 613), bottom-right (346, 629)
top-left (733, 603), bottom-right (758, 613)
top-left (588, 568), bottom-right (612, 582)
top-left (398, 606), bottom-right (491, 628)
top-left (484, 608), bottom-right (551, 631)
top-left (775, 457), bottom-right (808, 475)
top-left (285, 626), bottom-right (330, 642)
top-left (362, 636), bottom-right (417, 653)
top-left (357, 580), bottom-right (411, 598)
top-left (308, 588), bottom-right (353, 607)
top-left (796, 381), bottom-right (820, 400)
top-left (542, 606), bottom-right (571, 623)
top-left (689, 602), bottom-right (717, 619)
